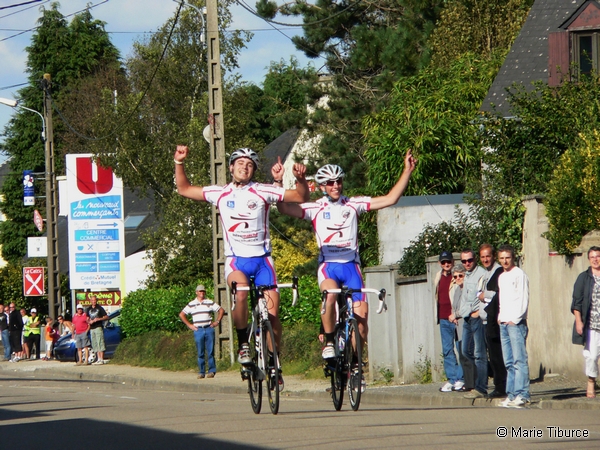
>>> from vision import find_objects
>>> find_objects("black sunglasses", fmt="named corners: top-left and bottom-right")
top-left (325, 179), bottom-right (342, 186)
top-left (461, 258), bottom-right (475, 264)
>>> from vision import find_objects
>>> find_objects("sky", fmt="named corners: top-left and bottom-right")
top-left (0, 0), bottom-right (317, 146)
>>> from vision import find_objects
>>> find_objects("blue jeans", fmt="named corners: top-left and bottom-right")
top-left (194, 327), bottom-right (216, 375)
top-left (500, 322), bottom-right (530, 401)
top-left (440, 319), bottom-right (463, 384)
top-left (462, 316), bottom-right (488, 394)
top-left (1, 329), bottom-right (10, 359)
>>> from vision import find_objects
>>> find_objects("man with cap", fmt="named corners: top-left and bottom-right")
top-left (25, 308), bottom-right (41, 359)
top-left (87, 295), bottom-right (109, 364)
top-left (434, 251), bottom-right (465, 392)
top-left (72, 303), bottom-right (91, 365)
top-left (179, 285), bottom-right (224, 379)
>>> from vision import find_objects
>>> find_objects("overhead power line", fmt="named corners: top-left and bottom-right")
top-left (0, 0), bottom-right (43, 11)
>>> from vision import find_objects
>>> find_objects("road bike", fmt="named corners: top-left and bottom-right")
top-left (231, 276), bottom-right (298, 415)
top-left (322, 286), bottom-right (387, 411)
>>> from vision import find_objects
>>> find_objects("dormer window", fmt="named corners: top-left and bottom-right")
top-left (548, 1), bottom-right (600, 85)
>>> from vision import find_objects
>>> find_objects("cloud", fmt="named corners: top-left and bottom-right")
top-left (0, 0), bottom-right (314, 141)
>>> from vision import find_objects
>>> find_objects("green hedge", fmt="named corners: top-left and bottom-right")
top-left (120, 274), bottom-right (322, 338)
top-left (279, 275), bottom-right (322, 326)
top-left (120, 279), bottom-right (212, 338)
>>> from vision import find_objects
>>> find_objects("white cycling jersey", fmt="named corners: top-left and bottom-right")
top-left (300, 195), bottom-right (371, 264)
top-left (203, 182), bottom-right (285, 257)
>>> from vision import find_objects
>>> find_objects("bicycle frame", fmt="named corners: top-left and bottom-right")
top-left (231, 276), bottom-right (298, 415)
top-left (322, 285), bottom-right (387, 411)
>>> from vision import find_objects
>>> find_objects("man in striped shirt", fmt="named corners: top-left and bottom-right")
top-left (179, 285), bottom-right (224, 379)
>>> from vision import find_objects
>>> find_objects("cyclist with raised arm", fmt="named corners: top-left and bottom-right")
top-left (174, 145), bottom-right (309, 368)
top-left (277, 150), bottom-right (416, 371)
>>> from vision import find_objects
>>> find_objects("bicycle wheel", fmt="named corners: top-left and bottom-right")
top-left (262, 320), bottom-right (279, 415)
top-left (248, 330), bottom-right (262, 414)
top-left (347, 318), bottom-right (362, 411)
top-left (331, 328), bottom-right (345, 411)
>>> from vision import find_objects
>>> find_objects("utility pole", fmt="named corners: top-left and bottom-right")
top-left (205, 0), bottom-right (230, 363)
top-left (42, 73), bottom-right (60, 319)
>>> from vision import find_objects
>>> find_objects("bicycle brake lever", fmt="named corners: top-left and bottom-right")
top-left (231, 281), bottom-right (237, 311)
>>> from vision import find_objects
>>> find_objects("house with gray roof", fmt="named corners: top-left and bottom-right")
top-left (481, 0), bottom-right (596, 117)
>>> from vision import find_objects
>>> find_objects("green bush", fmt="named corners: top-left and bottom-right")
top-left (398, 209), bottom-right (482, 276)
top-left (280, 321), bottom-right (322, 370)
top-left (279, 275), bottom-right (322, 326)
top-left (397, 197), bottom-right (525, 276)
top-left (545, 131), bottom-right (600, 254)
top-left (120, 279), bottom-right (212, 337)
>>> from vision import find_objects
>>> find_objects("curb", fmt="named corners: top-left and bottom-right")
top-left (3, 363), bottom-right (600, 410)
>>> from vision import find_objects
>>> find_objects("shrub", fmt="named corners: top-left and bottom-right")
top-left (397, 209), bottom-right (482, 276)
top-left (120, 279), bottom-right (212, 337)
top-left (279, 275), bottom-right (322, 326)
top-left (545, 131), bottom-right (600, 254)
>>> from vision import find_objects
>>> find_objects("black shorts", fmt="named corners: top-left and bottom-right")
top-left (9, 332), bottom-right (22, 353)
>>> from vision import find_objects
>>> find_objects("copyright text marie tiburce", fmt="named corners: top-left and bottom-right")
top-left (496, 426), bottom-right (589, 439)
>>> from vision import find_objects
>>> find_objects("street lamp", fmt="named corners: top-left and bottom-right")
top-left (0, 88), bottom-right (60, 319)
top-left (173, 0), bottom-right (206, 43)
top-left (0, 97), bottom-right (46, 142)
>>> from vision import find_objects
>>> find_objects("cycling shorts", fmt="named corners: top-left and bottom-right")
top-left (318, 261), bottom-right (365, 302)
top-left (225, 255), bottom-right (278, 288)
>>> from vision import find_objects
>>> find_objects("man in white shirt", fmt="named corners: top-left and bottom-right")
top-left (179, 285), bottom-right (224, 378)
top-left (497, 244), bottom-right (530, 408)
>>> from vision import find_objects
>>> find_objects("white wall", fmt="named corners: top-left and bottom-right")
top-left (377, 194), bottom-right (470, 265)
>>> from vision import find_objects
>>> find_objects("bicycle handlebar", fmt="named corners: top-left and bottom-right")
top-left (230, 276), bottom-right (299, 310)
top-left (320, 287), bottom-right (388, 314)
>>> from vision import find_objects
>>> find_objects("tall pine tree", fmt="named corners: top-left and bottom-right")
top-left (0, 4), bottom-right (121, 263)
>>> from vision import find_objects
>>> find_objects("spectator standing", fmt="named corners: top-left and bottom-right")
top-left (0, 303), bottom-right (10, 361)
top-left (434, 251), bottom-right (464, 392)
top-left (25, 308), bottom-right (41, 359)
top-left (478, 244), bottom-right (507, 399)
top-left (449, 263), bottom-right (467, 391)
top-left (8, 303), bottom-right (23, 362)
top-left (43, 317), bottom-right (56, 360)
top-left (57, 315), bottom-right (74, 336)
top-left (72, 304), bottom-right (91, 365)
top-left (497, 244), bottom-right (531, 408)
top-left (21, 308), bottom-right (31, 359)
top-left (87, 295), bottom-right (109, 364)
top-left (179, 285), bottom-right (224, 379)
top-left (571, 246), bottom-right (600, 398)
top-left (458, 249), bottom-right (487, 398)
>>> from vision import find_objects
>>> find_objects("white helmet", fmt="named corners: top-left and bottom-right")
top-left (229, 148), bottom-right (259, 168)
top-left (315, 164), bottom-right (345, 185)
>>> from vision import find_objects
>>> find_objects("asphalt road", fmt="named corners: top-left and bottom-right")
top-left (1, 375), bottom-right (599, 449)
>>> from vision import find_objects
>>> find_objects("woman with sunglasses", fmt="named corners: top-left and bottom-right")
top-left (277, 149), bottom-right (416, 368)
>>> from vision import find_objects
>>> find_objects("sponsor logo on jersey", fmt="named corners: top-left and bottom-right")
top-left (227, 201), bottom-right (235, 208)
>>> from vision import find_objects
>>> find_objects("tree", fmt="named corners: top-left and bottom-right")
top-left (256, 0), bottom-right (445, 190)
top-left (363, 53), bottom-right (502, 197)
top-left (85, 1), bottom-right (263, 286)
top-left (0, 4), bottom-right (121, 263)
top-left (544, 131), bottom-right (600, 254)
top-left (428, 0), bottom-right (533, 68)
top-left (259, 57), bottom-right (318, 143)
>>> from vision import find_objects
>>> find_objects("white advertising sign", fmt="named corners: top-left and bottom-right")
top-left (66, 154), bottom-right (125, 289)
top-left (27, 236), bottom-right (47, 257)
